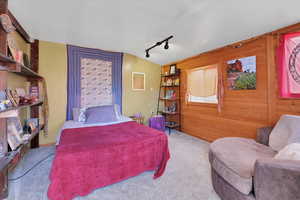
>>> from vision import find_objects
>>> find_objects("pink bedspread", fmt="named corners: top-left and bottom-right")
top-left (48, 121), bottom-right (170, 200)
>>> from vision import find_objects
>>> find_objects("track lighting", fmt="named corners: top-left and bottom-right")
top-left (145, 35), bottom-right (173, 58)
top-left (146, 50), bottom-right (150, 58)
top-left (164, 41), bottom-right (169, 49)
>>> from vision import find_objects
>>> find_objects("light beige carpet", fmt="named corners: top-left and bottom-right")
top-left (8, 131), bottom-right (220, 200)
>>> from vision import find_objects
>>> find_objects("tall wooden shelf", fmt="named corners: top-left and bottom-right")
top-left (0, 1), bottom-right (44, 198)
top-left (157, 69), bottom-right (181, 134)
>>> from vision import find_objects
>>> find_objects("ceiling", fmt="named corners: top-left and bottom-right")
top-left (8, 0), bottom-right (300, 65)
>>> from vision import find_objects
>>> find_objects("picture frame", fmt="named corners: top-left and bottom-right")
top-left (132, 72), bottom-right (145, 91)
top-left (7, 117), bottom-right (23, 150)
top-left (227, 56), bottom-right (256, 90)
top-left (169, 64), bottom-right (177, 75)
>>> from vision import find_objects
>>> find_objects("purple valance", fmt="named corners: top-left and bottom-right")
top-left (67, 45), bottom-right (123, 120)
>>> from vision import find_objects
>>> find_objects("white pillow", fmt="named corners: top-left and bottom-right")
top-left (269, 115), bottom-right (300, 151)
top-left (72, 108), bottom-right (86, 122)
top-left (274, 143), bottom-right (300, 161)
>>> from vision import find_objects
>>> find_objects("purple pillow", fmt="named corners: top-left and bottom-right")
top-left (85, 105), bottom-right (117, 124)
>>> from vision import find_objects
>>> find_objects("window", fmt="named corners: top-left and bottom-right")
top-left (187, 65), bottom-right (218, 104)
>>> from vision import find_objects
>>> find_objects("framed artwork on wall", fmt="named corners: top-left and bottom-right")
top-left (132, 72), bottom-right (145, 91)
top-left (170, 64), bottom-right (177, 75)
top-left (227, 56), bottom-right (256, 90)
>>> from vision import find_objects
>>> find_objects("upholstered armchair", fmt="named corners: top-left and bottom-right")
top-left (209, 115), bottom-right (300, 200)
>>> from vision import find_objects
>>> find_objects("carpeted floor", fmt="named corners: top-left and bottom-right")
top-left (8, 131), bottom-right (220, 200)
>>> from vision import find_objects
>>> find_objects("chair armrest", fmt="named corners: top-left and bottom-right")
top-left (256, 127), bottom-right (273, 145)
top-left (254, 158), bottom-right (300, 200)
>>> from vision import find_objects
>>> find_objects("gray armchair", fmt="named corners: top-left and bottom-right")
top-left (209, 126), bottom-right (300, 200)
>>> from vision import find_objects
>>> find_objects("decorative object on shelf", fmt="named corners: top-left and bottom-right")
top-left (25, 118), bottom-right (39, 134)
top-left (15, 50), bottom-right (24, 64)
top-left (5, 89), bottom-right (18, 107)
top-left (0, 14), bottom-right (15, 33)
top-left (10, 89), bottom-right (20, 105)
top-left (169, 102), bottom-right (177, 112)
top-left (145, 35), bottom-right (173, 58)
top-left (23, 53), bottom-right (31, 68)
top-left (166, 78), bottom-right (173, 86)
top-left (174, 77), bottom-right (180, 86)
top-left (132, 72), bottom-right (145, 91)
top-left (227, 56), bottom-right (256, 90)
top-left (7, 117), bottom-right (23, 150)
top-left (0, 90), bottom-right (9, 110)
top-left (170, 64), bottom-right (177, 75)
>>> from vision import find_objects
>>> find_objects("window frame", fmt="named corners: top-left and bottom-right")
top-left (185, 64), bottom-right (219, 106)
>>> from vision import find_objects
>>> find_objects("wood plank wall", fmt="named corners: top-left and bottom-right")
top-left (163, 23), bottom-right (300, 142)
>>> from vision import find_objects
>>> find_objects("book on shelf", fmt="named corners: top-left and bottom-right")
top-left (165, 90), bottom-right (176, 99)
top-left (7, 117), bottom-right (23, 150)
top-left (30, 86), bottom-right (39, 97)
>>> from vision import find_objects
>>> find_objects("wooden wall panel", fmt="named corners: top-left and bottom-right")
top-left (163, 23), bottom-right (300, 142)
top-left (163, 35), bottom-right (278, 142)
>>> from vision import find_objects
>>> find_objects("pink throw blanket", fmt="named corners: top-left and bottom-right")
top-left (48, 122), bottom-right (170, 200)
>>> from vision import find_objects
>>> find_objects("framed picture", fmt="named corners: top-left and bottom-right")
top-left (170, 64), bottom-right (176, 75)
top-left (132, 72), bottom-right (145, 91)
top-left (227, 56), bottom-right (256, 90)
top-left (7, 117), bottom-right (23, 150)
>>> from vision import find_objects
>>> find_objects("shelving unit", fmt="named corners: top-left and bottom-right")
top-left (0, 52), bottom-right (42, 78)
top-left (0, 1), bottom-right (44, 198)
top-left (157, 68), bottom-right (181, 134)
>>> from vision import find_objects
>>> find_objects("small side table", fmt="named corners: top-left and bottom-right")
top-left (129, 115), bottom-right (144, 125)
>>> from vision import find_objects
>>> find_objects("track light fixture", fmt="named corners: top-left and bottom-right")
top-left (164, 41), bottom-right (169, 49)
top-left (145, 50), bottom-right (150, 58)
top-left (145, 35), bottom-right (173, 58)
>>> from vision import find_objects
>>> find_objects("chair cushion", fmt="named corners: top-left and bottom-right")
top-left (209, 137), bottom-right (276, 195)
top-left (269, 115), bottom-right (300, 151)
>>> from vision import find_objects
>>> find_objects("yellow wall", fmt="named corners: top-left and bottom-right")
top-left (38, 42), bottom-right (161, 145)
top-left (122, 54), bottom-right (161, 122)
top-left (38, 41), bottom-right (67, 145)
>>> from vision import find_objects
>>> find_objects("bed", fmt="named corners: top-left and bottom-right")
top-left (48, 116), bottom-right (170, 200)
